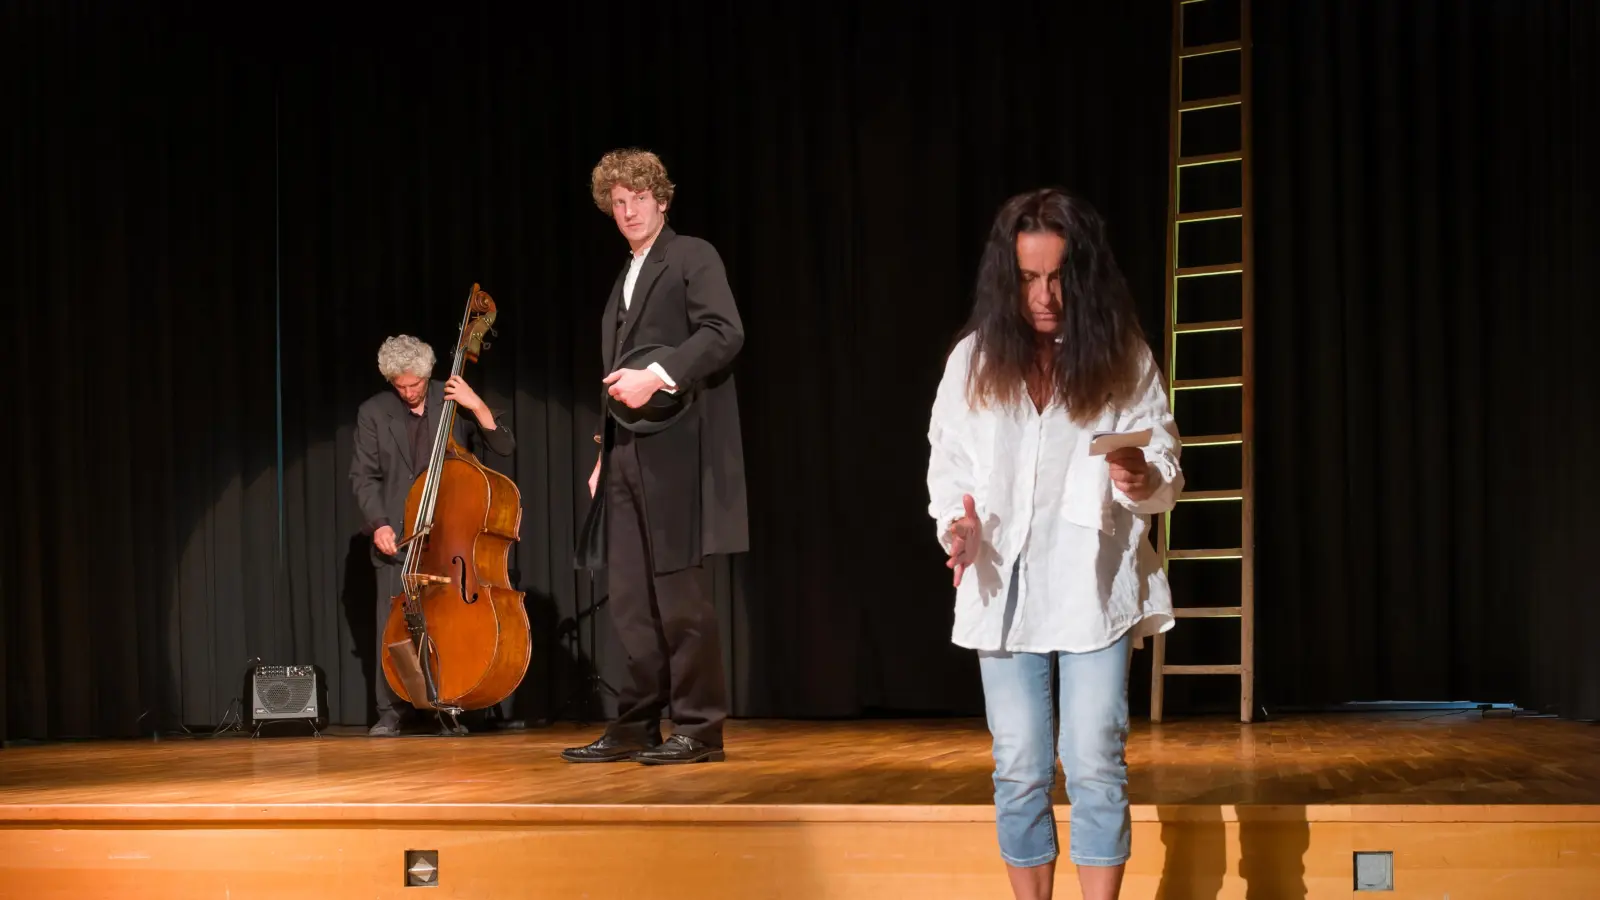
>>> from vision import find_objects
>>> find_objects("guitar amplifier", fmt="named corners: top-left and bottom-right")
top-left (249, 664), bottom-right (323, 723)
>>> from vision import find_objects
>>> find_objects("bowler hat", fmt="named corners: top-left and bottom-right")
top-left (607, 343), bottom-right (694, 434)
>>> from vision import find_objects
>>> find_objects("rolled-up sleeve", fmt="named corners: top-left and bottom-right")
top-left (928, 338), bottom-right (984, 553)
top-left (1110, 348), bottom-right (1184, 515)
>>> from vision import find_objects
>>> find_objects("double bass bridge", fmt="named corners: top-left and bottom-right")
top-left (399, 573), bottom-right (450, 640)
top-left (403, 573), bottom-right (452, 589)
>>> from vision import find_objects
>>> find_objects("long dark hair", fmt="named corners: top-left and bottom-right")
top-left (957, 187), bottom-right (1147, 424)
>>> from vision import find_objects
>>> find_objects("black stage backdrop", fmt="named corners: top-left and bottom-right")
top-left (1251, 0), bottom-right (1600, 721)
top-left (1, 0), bottom-right (1174, 741)
top-left (3, 0), bottom-right (1596, 743)
top-left (2, 4), bottom-right (283, 738)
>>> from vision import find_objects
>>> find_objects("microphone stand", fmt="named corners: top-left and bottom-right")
top-left (553, 571), bottom-right (614, 724)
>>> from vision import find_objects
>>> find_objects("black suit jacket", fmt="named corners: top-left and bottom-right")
top-left (350, 379), bottom-right (516, 567)
top-left (587, 225), bottom-right (749, 573)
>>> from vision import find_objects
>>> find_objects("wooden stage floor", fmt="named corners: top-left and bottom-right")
top-left (2, 713), bottom-right (1599, 898)
top-left (4, 713), bottom-right (1600, 808)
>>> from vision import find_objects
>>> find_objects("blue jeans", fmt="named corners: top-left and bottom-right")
top-left (978, 632), bottom-right (1133, 868)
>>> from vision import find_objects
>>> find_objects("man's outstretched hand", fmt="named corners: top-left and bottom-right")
top-left (945, 493), bottom-right (981, 587)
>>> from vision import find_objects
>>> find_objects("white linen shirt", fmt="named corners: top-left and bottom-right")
top-left (926, 333), bottom-right (1183, 654)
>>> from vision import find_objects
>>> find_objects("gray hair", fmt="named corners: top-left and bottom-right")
top-left (377, 335), bottom-right (436, 380)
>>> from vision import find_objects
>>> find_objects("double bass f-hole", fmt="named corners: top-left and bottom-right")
top-left (453, 556), bottom-right (476, 604)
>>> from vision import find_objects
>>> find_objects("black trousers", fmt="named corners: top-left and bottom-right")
top-left (604, 435), bottom-right (728, 747)
top-left (374, 562), bottom-right (412, 719)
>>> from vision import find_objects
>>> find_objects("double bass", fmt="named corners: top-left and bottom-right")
top-left (381, 284), bottom-right (530, 728)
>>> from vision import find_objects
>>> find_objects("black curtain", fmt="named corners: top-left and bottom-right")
top-left (11, 0), bottom-right (1594, 746)
top-left (2, 0), bottom-right (1174, 741)
top-left (2, 3), bottom-right (282, 739)
top-left (1252, 0), bottom-right (1600, 719)
top-left (271, 1), bottom-right (1176, 726)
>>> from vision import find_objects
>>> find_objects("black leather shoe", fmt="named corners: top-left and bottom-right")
top-left (636, 734), bottom-right (725, 765)
top-left (560, 734), bottom-right (659, 763)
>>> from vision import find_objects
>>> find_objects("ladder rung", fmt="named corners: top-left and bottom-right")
top-left (1177, 207), bottom-right (1244, 223)
top-left (1178, 489), bottom-right (1244, 502)
top-left (1176, 263), bottom-right (1243, 277)
top-left (1180, 94), bottom-right (1242, 112)
top-left (1179, 40), bottom-right (1242, 59)
top-left (1167, 548), bottom-right (1244, 560)
top-left (1162, 664), bottom-right (1245, 676)
top-left (1174, 607), bottom-right (1243, 618)
top-left (1178, 151), bottom-right (1243, 167)
top-left (1182, 433), bottom-right (1243, 446)
top-left (1175, 318), bottom-right (1242, 333)
top-left (1172, 376), bottom-right (1242, 390)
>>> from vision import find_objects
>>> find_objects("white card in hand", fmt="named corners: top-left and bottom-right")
top-left (1089, 428), bottom-right (1152, 456)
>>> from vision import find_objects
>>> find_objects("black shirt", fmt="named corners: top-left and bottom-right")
top-left (406, 405), bottom-right (432, 479)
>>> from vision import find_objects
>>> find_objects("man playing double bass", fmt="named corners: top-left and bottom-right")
top-left (565, 148), bottom-right (749, 765)
top-left (349, 334), bottom-right (516, 737)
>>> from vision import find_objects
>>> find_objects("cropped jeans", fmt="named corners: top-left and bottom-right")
top-left (977, 616), bottom-right (1133, 867)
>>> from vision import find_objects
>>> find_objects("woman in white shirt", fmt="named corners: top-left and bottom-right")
top-left (927, 188), bottom-right (1182, 900)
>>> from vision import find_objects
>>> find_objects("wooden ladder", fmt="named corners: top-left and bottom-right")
top-left (1150, 0), bottom-right (1256, 724)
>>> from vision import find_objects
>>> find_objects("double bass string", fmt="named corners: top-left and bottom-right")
top-left (409, 293), bottom-right (475, 559)
top-left (402, 344), bottom-right (466, 612)
top-left (397, 297), bottom-right (474, 705)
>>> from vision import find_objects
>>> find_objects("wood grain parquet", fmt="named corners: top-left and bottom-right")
top-left (4, 715), bottom-right (1600, 899)
top-left (2, 712), bottom-right (1597, 812)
